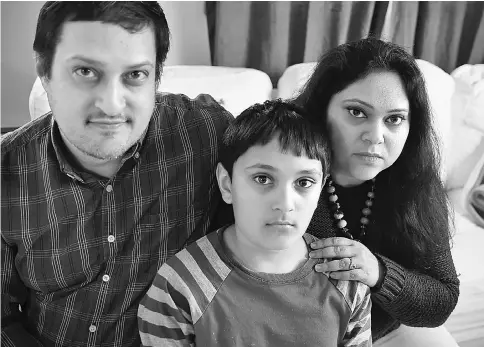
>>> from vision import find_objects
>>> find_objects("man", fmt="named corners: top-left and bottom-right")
top-left (1, 2), bottom-right (232, 346)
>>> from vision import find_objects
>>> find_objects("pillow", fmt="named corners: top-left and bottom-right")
top-left (29, 76), bottom-right (50, 120)
top-left (276, 62), bottom-right (317, 100)
top-left (445, 64), bottom-right (484, 190)
top-left (415, 59), bottom-right (455, 182)
top-left (157, 66), bottom-right (273, 117)
top-left (276, 60), bottom-right (454, 181)
top-left (29, 66), bottom-right (273, 120)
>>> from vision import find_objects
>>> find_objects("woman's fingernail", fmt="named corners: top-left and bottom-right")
top-left (315, 264), bottom-right (326, 272)
top-left (310, 242), bottom-right (316, 248)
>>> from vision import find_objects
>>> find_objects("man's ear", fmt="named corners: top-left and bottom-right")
top-left (216, 162), bottom-right (233, 204)
top-left (36, 61), bottom-right (51, 94)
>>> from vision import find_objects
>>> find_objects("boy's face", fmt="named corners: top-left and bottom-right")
top-left (218, 137), bottom-right (324, 251)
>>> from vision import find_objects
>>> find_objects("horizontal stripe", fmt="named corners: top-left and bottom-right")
top-left (139, 331), bottom-right (195, 347)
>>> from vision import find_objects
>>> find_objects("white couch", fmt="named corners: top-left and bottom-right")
top-left (29, 60), bottom-right (484, 344)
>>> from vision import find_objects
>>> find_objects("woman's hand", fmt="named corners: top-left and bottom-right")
top-left (309, 237), bottom-right (381, 287)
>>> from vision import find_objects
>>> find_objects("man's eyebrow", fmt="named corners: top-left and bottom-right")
top-left (67, 55), bottom-right (154, 69)
top-left (344, 98), bottom-right (409, 113)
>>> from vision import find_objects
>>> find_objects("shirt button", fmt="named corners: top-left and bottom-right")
top-left (89, 325), bottom-right (96, 333)
top-left (134, 152), bottom-right (140, 159)
top-left (106, 185), bottom-right (113, 192)
top-left (102, 274), bottom-right (110, 282)
top-left (107, 235), bottom-right (115, 243)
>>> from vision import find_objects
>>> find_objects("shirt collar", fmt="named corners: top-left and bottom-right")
top-left (50, 118), bottom-right (148, 182)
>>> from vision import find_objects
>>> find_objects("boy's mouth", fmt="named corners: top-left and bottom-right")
top-left (267, 221), bottom-right (295, 227)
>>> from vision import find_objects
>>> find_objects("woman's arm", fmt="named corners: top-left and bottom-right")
top-left (371, 247), bottom-right (459, 327)
top-left (310, 238), bottom-right (460, 327)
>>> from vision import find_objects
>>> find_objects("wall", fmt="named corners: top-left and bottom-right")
top-left (1, 1), bottom-right (45, 128)
top-left (0, 1), bottom-right (210, 129)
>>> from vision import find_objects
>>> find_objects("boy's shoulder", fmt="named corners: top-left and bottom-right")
top-left (163, 228), bottom-right (232, 283)
top-left (304, 234), bottom-right (370, 311)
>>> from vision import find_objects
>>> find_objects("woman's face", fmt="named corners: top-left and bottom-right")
top-left (327, 71), bottom-right (410, 187)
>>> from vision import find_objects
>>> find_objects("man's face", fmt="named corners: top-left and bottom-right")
top-left (42, 21), bottom-right (157, 160)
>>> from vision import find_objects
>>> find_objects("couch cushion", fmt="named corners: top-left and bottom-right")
top-left (445, 64), bottom-right (484, 190)
top-left (29, 65), bottom-right (273, 120)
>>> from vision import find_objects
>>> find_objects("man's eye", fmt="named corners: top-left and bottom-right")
top-left (74, 68), bottom-right (95, 78)
top-left (254, 175), bottom-right (272, 185)
top-left (348, 108), bottom-right (365, 118)
top-left (126, 71), bottom-right (148, 81)
top-left (297, 179), bottom-right (314, 188)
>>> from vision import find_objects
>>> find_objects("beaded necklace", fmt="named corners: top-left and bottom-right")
top-left (326, 176), bottom-right (376, 241)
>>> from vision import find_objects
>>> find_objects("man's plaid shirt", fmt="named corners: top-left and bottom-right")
top-left (1, 93), bottom-right (233, 347)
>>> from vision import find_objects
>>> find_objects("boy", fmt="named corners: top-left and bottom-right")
top-left (138, 100), bottom-right (372, 346)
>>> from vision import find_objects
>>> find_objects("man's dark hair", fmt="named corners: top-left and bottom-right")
top-left (220, 99), bottom-right (331, 179)
top-left (33, 1), bottom-right (170, 86)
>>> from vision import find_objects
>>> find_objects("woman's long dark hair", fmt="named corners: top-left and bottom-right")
top-left (296, 37), bottom-right (454, 266)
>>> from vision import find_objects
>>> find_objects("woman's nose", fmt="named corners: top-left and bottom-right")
top-left (361, 121), bottom-right (384, 145)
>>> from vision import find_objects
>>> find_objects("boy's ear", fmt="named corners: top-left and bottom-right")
top-left (216, 163), bottom-right (233, 204)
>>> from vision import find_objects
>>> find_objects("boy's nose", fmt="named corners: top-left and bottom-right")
top-left (272, 186), bottom-right (296, 213)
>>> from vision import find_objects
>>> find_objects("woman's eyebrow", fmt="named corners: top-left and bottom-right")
top-left (344, 98), bottom-right (408, 113)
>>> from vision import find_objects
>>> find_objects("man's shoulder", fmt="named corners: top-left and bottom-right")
top-left (155, 92), bottom-right (234, 121)
top-left (1, 113), bottom-right (52, 158)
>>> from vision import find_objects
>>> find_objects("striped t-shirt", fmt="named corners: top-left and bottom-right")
top-left (138, 227), bottom-right (372, 347)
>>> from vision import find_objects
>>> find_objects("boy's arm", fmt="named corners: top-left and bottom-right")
top-left (342, 282), bottom-right (372, 347)
top-left (138, 263), bottom-right (195, 347)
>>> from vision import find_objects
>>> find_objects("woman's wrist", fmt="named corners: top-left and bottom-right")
top-left (371, 255), bottom-right (387, 292)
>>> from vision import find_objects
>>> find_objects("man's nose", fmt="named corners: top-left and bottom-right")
top-left (95, 79), bottom-right (126, 116)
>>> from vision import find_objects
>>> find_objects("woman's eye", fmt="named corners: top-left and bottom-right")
top-left (386, 115), bottom-right (405, 125)
top-left (348, 108), bottom-right (365, 118)
top-left (254, 175), bottom-right (272, 185)
top-left (297, 179), bottom-right (314, 188)
top-left (74, 68), bottom-right (95, 78)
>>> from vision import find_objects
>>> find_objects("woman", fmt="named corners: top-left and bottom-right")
top-left (296, 38), bottom-right (460, 346)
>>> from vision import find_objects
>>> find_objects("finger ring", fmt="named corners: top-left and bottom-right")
top-left (348, 257), bottom-right (357, 270)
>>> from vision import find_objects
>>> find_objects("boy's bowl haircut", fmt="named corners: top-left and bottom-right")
top-left (220, 99), bottom-right (331, 179)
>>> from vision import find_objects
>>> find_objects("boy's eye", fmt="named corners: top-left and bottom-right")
top-left (297, 178), bottom-right (314, 188)
top-left (254, 175), bottom-right (272, 185)
top-left (348, 108), bottom-right (366, 118)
